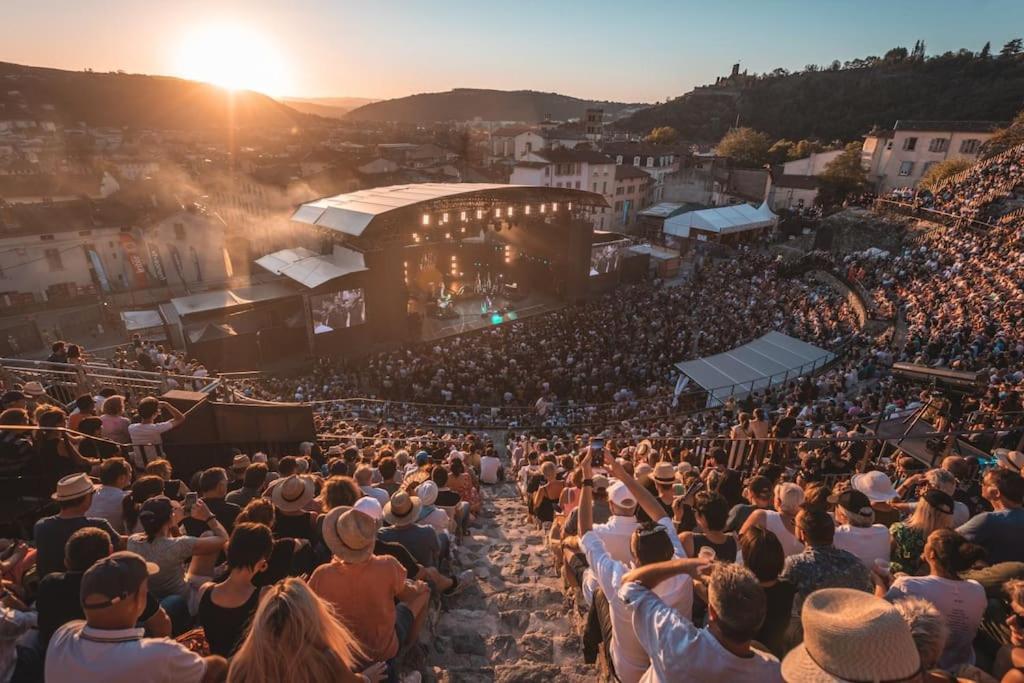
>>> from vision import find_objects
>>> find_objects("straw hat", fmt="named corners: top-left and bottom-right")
top-left (994, 448), bottom-right (1024, 473)
top-left (652, 462), bottom-right (676, 484)
top-left (326, 445), bottom-right (343, 457)
top-left (850, 471), bottom-right (899, 503)
top-left (269, 475), bottom-right (315, 513)
top-left (321, 506), bottom-right (376, 563)
top-left (231, 454), bottom-right (251, 471)
top-left (781, 588), bottom-right (920, 682)
top-left (23, 381), bottom-right (45, 398)
top-left (52, 473), bottom-right (99, 501)
top-left (383, 491), bottom-right (422, 526)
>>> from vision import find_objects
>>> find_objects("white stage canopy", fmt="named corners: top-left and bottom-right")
top-left (663, 201), bottom-right (777, 239)
top-left (675, 330), bottom-right (835, 406)
top-left (255, 246), bottom-right (367, 289)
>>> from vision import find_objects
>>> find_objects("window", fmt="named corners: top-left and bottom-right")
top-left (575, 181), bottom-right (580, 189)
top-left (593, 182), bottom-right (598, 192)
top-left (922, 161), bottom-right (936, 175)
top-left (544, 167), bottom-right (550, 176)
top-left (616, 155), bottom-right (623, 164)
top-left (45, 248), bottom-right (63, 271)
top-left (898, 161), bottom-right (915, 176)
top-left (646, 157), bottom-right (654, 167)
top-left (602, 182), bottom-right (607, 194)
top-left (633, 156), bottom-right (640, 166)
top-left (614, 201), bottom-right (623, 212)
top-left (960, 139), bottom-right (981, 154)
top-left (616, 186), bottom-right (624, 195)
top-left (173, 222), bottom-right (186, 240)
top-left (902, 137), bottom-right (917, 151)
top-left (886, 141), bottom-right (893, 150)
top-left (928, 138), bottom-right (948, 153)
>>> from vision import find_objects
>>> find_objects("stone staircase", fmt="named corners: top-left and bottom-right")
top-left (428, 478), bottom-right (595, 682)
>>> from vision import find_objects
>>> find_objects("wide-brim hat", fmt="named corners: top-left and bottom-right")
top-left (416, 480), bottom-right (439, 507)
top-left (850, 471), bottom-right (898, 503)
top-left (52, 472), bottom-right (99, 501)
top-left (781, 588), bottom-right (919, 682)
top-left (384, 491), bottom-right (422, 526)
top-left (23, 381), bottom-right (45, 398)
top-left (231, 454), bottom-right (251, 471)
top-left (322, 505), bottom-right (376, 563)
top-left (994, 448), bottom-right (1024, 473)
top-left (652, 461), bottom-right (676, 484)
top-left (269, 475), bottom-right (316, 512)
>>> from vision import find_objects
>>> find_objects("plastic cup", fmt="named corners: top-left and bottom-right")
top-left (698, 546), bottom-right (717, 562)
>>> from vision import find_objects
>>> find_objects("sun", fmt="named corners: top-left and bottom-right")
top-left (175, 24), bottom-right (288, 96)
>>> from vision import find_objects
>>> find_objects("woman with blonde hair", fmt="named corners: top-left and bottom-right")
top-left (228, 577), bottom-right (384, 683)
top-left (739, 482), bottom-right (806, 557)
top-left (889, 488), bottom-right (955, 575)
top-left (99, 394), bottom-right (131, 443)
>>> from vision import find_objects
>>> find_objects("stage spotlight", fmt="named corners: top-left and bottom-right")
top-left (493, 208), bottom-right (501, 218)
top-left (412, 233), bottom-right (420, 243)
top-left (476, 209), bottom-right (484, 219)
top-left (568, 202), bottom-right (573, 210)
top-left (540, 204), bottom-right (547, 213)
top-left (460, 211), bottom-right (467, 221)
top-left (525, 205), bottom-right (531, 215)
top-left (507, 207), bottom-right (513, 217)
top-left (442, 212), bottom-right (449, 223)
top-left (552, 202), bottom-right (559, 211)
top-left (444, 232), bottom-right (451, 240)
top-left (490, 313), bottom-right (504, 325)
top-left (421, 215), bottom-right (430, 226)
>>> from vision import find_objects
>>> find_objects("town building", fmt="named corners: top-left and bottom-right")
top-left (861, 120), bottom-right (1002, 193)
top-left (510, 148), bottom-right (615, 228)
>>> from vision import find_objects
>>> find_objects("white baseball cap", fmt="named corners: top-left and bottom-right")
top-left (608, 481), bottom-right (637, 509)
top-left (353, 496), bottom-right (383, 522)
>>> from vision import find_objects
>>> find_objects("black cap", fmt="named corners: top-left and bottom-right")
top-left (80, 551), bottom-right (158, 609)
top-left (830, 489), bottom-right (873, 517)
top-left (923, 488), bottom-right (955, 516)
top-left (1, 391), bottom-right (25, 405)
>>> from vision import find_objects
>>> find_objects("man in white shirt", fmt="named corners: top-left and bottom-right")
top-left (619, 559), bottom-right (783, 683)
top-left (574, 454), bottom-right (694, 683)
top-left (45, 551), bottom-right (226, 683)
top-left (577, 477), bottom-right (640, 606)
top-left (831, 489), bottom-right (891, 568)
top-left (85, 458), bottom-right (132, 533)
top-left (127, 397), bottom-right (186, 469)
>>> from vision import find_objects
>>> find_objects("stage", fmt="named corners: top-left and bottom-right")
top-left (416, 291), bottom-right (564, 342)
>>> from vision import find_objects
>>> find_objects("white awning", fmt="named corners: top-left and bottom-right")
top-left (170, 282), bottom-right (298, 318)
top-left (255, 246), bottom-right (367, 289)
top-left (663, 201), bottom-right (777, 238)
top-left (675, 331), bottom-right (834, 406)
top-left (120, 309), bottom-right (163, 331)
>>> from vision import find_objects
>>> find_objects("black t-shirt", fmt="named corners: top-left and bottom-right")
top-left (37, 570), bottom-right (159, 648)
top-left (0, 432), bottom-right (35, 477)
top-left (757, 580), bottom-right (797, 658)
top-left (181, 497), bottom-right (241, 537)
top-left (435, 489), bottom-right (462, 507)
top-left (272, 511), bottom-right (319, 542)
top-left (33, 516), bottom-right (120, 577)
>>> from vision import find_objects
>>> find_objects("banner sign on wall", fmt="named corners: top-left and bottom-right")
top-left (119, 233), bottom-right (150, 288)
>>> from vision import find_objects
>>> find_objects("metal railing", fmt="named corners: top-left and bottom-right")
top-left (0, 358), bottom-right (221, 407)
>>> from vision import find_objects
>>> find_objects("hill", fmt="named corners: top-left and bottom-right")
top-left (0, 61), bottom-right (312, 130)
top-left (281, 96), bottom-right (377, 119)
top-left (617, 51), bottom-right (1024, 142)
top-left (344, 88), bottom-right (645, 123)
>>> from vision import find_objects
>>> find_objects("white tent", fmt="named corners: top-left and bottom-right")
top-left (663, 202), bottom-right (777, 239)
top-left (675, 331), bottom-right (835, 406)
top-left (255, 245), bottom-right (367, 289)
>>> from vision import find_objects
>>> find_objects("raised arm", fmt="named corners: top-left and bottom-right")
top-left (159, 400), bottom-right (187, 427)
top-left (605, 456), bottom-right (665, 523)
top-left (738, 507), bottom-right (768, 538)
top-left (579, 452), bottom-right (594, 536)
top-left (622, 557), bottom-right (709, 591)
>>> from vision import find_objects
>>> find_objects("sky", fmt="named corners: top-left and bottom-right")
top-left (2, 0), bottom-right (1020, 103)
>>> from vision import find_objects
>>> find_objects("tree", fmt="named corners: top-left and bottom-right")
top-left (982, 110), bottom-right (1024, 157)
top-left (768, 139), bottom-right (795, 165)
top-left (1000, 38), bottom-right (1023, 59)
top-left (716, 127), bottom-right (772, 167)
top-left (789, 139), bottom-right (824, 160)
top-left (645, 126), bottom-right (679, 145)
top-left (817, 142), bottom-right (868, 207)
top-left (918, 158), bottom-right (974, 191)
top-left (980, 41), bottom-right (992, 59)
top-left (884, 46), bottom-right (908, 62)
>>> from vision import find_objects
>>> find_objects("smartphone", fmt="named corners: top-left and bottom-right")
top-left (184, 492), bottom-right (198, 514)
top-left (683, 479), bottom-right (704, 500)
top-left (590, 438), bottom-right (605, 467)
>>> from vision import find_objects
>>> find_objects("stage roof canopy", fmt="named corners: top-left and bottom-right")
top-left (170, 282), bottom-right (298, 319)
top-left (675, 331), bottom-right (835, 405)
top-left (291, 183), bottom-right (608, 241)
top-left (663, 201), bottom-right (777, 239)
top-left (255, 246), bottom-right (367, 289)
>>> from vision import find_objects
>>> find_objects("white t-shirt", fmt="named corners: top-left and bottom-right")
top-left (833, 524), bottom-right (891, 568)
top-left (582, 516), bottom-right (692, 683)
top-left (764, 511), bottom-right (804, 557)
top-left (128, 421), bottom-right (177, 467)
top-left (886, 575), bottom-right (986, 670)
top-left (45, 622), bottom-right (206, 683)
top-left (480, 455), bottom-right (502, 484)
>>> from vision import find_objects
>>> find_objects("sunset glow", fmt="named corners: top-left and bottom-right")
top-left (174, 24), bottom-right (287, 95)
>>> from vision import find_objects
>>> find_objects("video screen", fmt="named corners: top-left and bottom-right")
top-left (311, 288), bottom-right (365, 334)
top-left (590, 241), bottom-right (629, 276)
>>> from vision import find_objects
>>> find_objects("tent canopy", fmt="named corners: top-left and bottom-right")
top-left (170, 282), bottom-right (297, 319)
top-left (663, 201), bottom-right (777, 239)
top-left (675, 331), bottom-right (835, 405)
top-left (255, 246), bottom-right (367, 289)
top-left (120, 309), bottom-right (163, 332)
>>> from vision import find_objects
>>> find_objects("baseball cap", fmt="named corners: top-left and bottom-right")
top-left (831, 489), bottom-right (873, 517)
top-left (353, 496), bottom-right (383, 522)
top-left (80, 551), bottom-right (158, 609)
top-left (592, 474), bottom-right (609, 490)
top-left (415, 450), bottom-right (430, 466)
top-left (608, 481), bottom-right (637, 509)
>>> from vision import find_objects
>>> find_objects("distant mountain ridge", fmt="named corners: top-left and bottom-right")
top-left (344, 88), bottom-right (646, 123)
top-left (0, 61), bottom-right (311, 130)
top-left (281, 96), bottom-right (377, 119)
top-left (616, 52), bottom-right (1024, 142)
